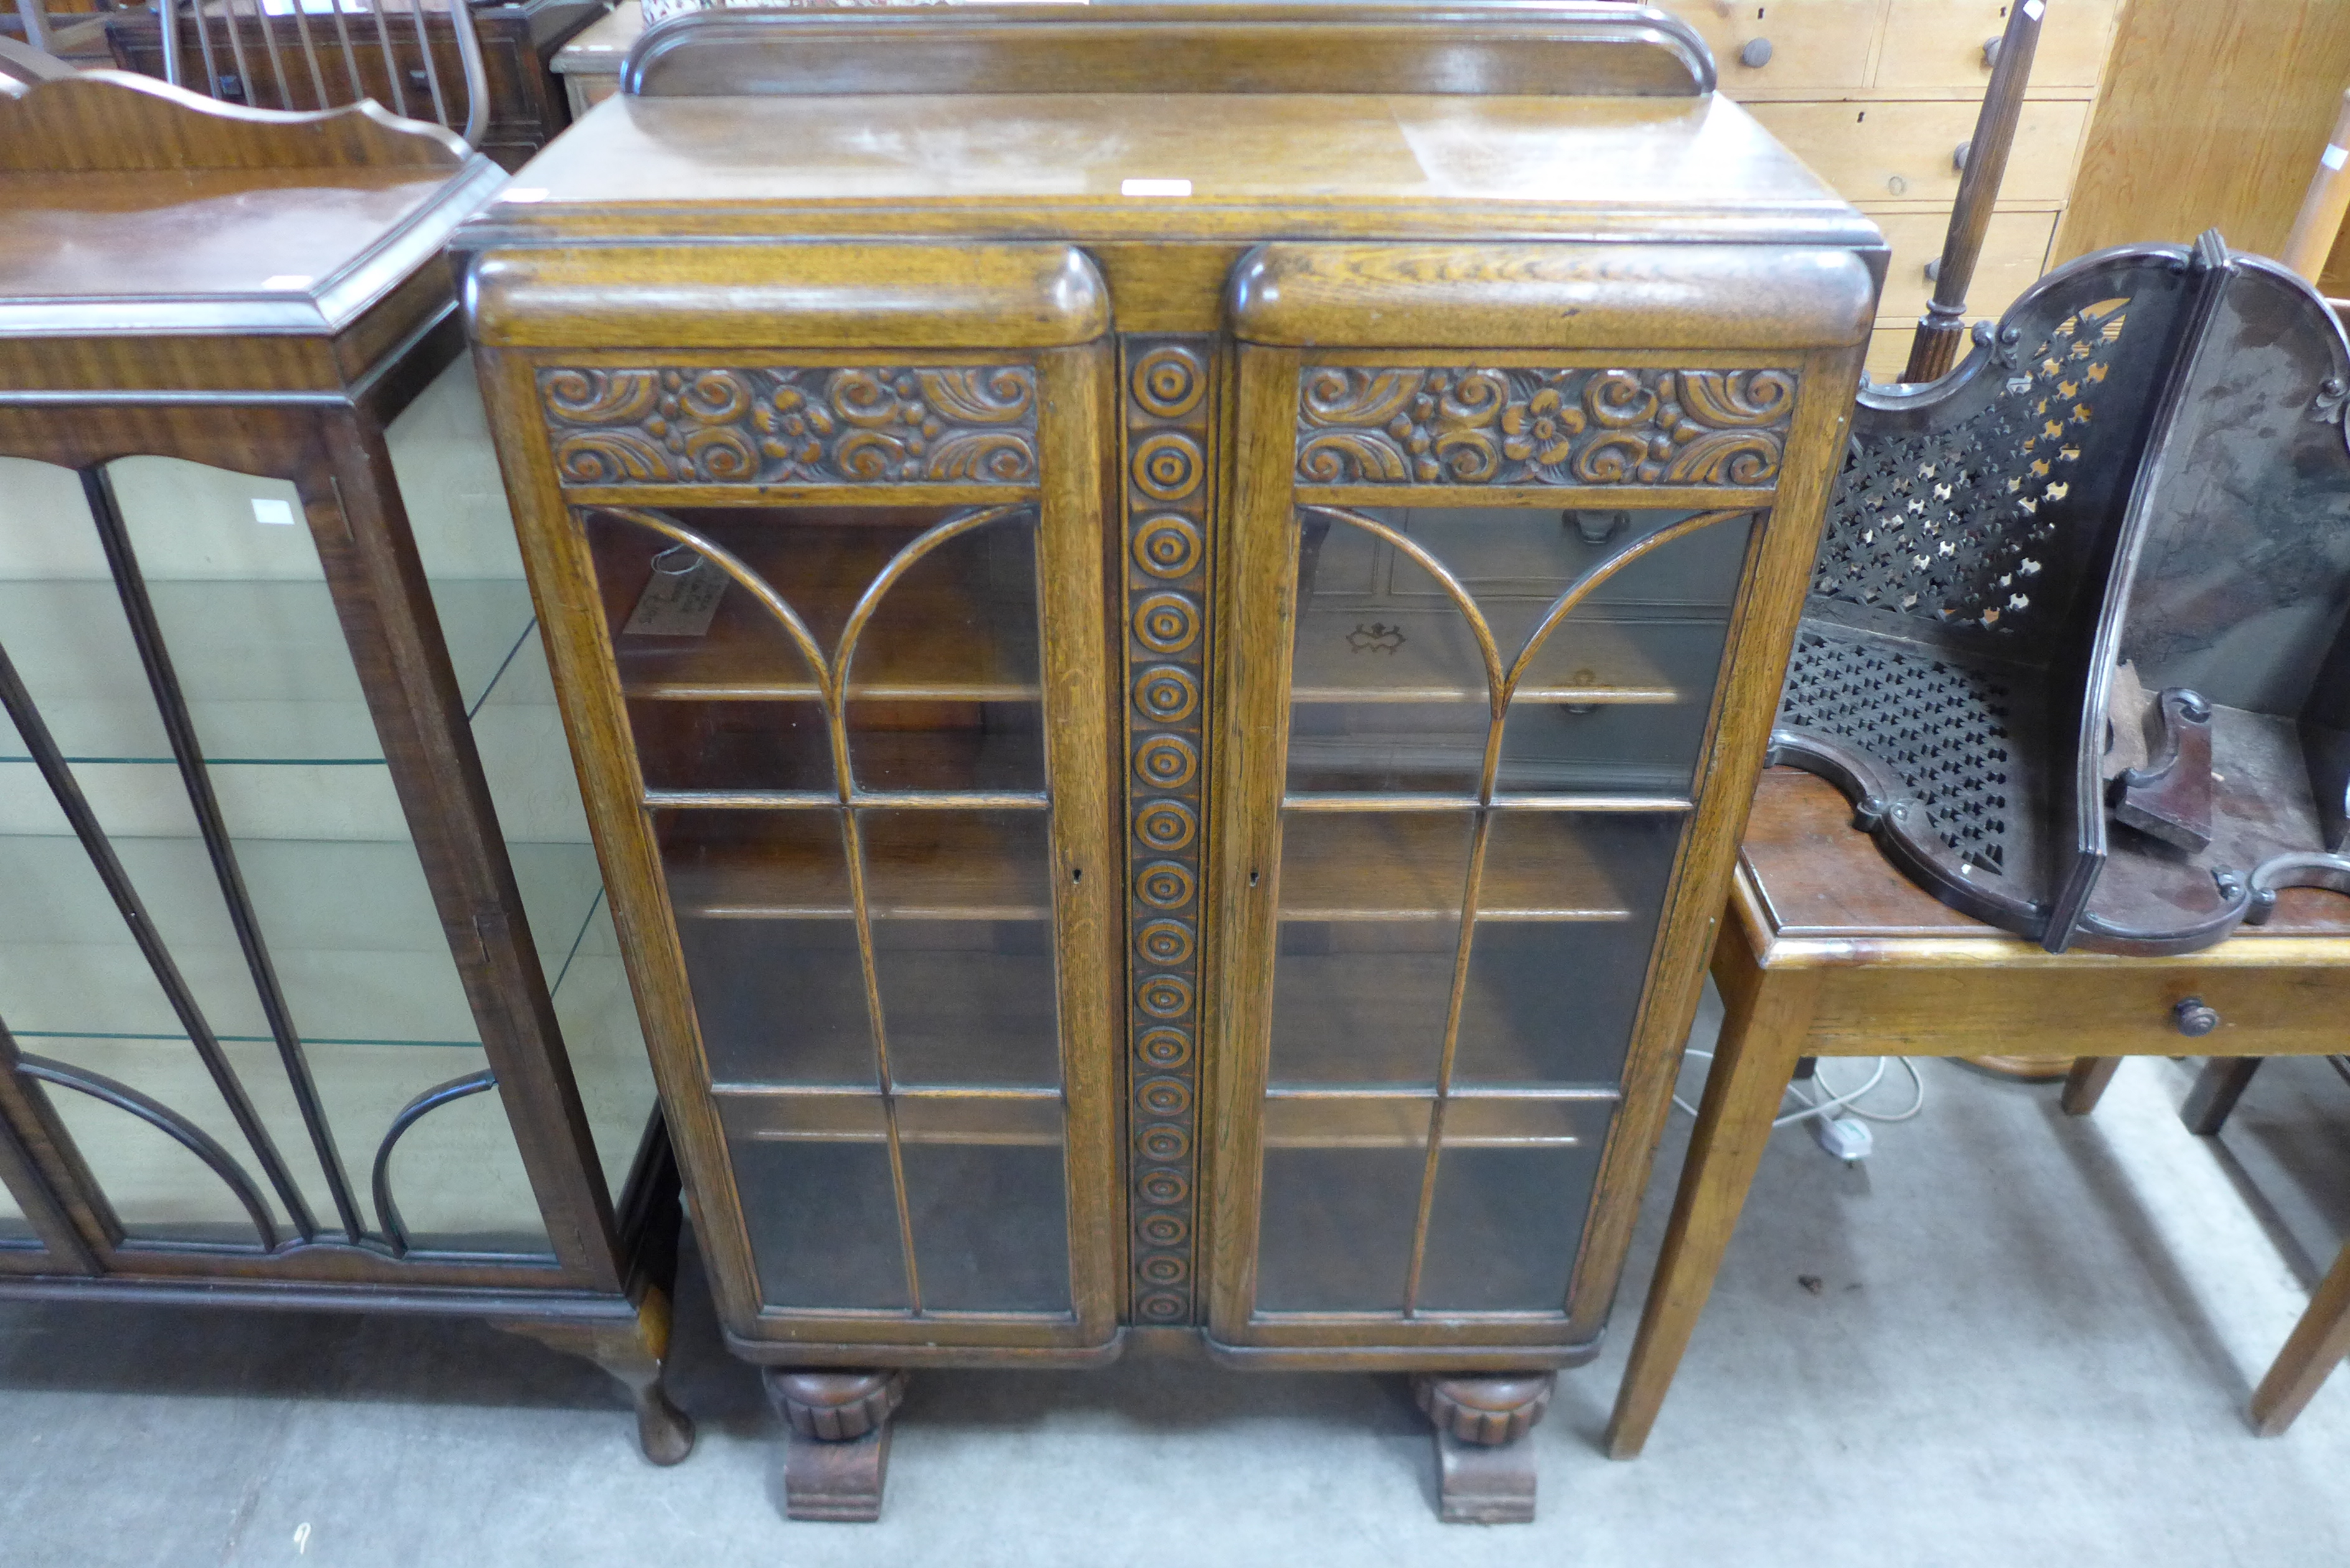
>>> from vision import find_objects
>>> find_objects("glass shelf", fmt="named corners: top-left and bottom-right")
top-left (660, 807), bottom-right (1054, 920)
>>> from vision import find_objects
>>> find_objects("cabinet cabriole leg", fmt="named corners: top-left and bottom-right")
top-left (765, 1368), bottom-right (908, 1523)
top-left (1411, 1372), bottom-right (1555, 1524)
top-left (496, 1289), bottom-right (695, 1465)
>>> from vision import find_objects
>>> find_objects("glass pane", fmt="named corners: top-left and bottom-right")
top-left (1453, 812), bottom-right (1685, 1086)
top-left (96, 452), bottom-right (551, 1253)
top-left (1289, 510), bottom-right (1491, 795)
top-left (903, 1135), bottom-right (1070, 1312)
top-left (733, 1132), bottom-right (910, 1311)
top-left (393, 360), bottom-right (657, 1202)
top-left (1417, 1139), bottom-right (1601, 1313)
top-left (587, 504), bottom-right (1045, 796)
top-left (362, 1044), bottom-right (548, 1254)
top-left (874, 922), bottom-right (1059, 1087)
top-left (1293, 507), bottom-right (1749, 800)
top-left (1255, 1095), bottom-right (1431, 1314)
top-left (844, 513), bottom-right (1042, 795)
top-left (1270, 811), bottom-right (1468, 1086)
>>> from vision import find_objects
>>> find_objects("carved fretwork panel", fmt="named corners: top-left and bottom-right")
top-left (536, 365), bottom-right (1040, 486)
top-left (1780, 628), bottom-right (2022, 873)
top-left (1121, 337), bottom-right (1214, 1325)
top-left (1809, 297), bottom-right (2134, 639)
top-left (1294, 367), bottom-right (1795, 487)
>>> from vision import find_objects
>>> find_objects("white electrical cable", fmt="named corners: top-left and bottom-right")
top-left (1670, 1050), bottom-right (1928, 1127)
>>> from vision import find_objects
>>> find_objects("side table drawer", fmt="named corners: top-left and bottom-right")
top-left (1876, 0), bottom-right (2119, 91)
top-left (1806, 962), bottom-right (2350, 1058)
top-left (1657, 0), bottom-right (1880, 92)
top-left (1748, 97), bottom-right (2088, 206)
top-left (1871, 205), bottom-right (2057, 324)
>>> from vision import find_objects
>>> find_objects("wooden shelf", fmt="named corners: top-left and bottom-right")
top-left (1276, 810), bottom-right (1669, 922)
top-left (662, 807), bottom-right (1054, 920)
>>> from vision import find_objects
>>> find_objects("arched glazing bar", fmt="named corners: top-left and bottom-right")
top-left (14, 1051), bottom-right (279, 1251)
top-left (371, 1068), bottom-right (499, 1256)
top-left (586, 502), bottom-right (1046, 1317)
top-left (1291, 504), bottom-right (1754, 1314)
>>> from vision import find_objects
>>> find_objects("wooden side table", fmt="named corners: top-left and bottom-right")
top-left (1606, 767), bottom-right (2350, 1457)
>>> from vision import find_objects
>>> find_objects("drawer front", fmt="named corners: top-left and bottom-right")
top-left (1748, 97), bottom-right (2089, 206)
top-left (1872, 206), bottom-right (2058, 324)
top-left (1877, 0), bottom-right (2120, 91)
top-left (1659, 0), bottom-right (1880, 93)
top-left (1812, 963), bottom-right (2350, 1058)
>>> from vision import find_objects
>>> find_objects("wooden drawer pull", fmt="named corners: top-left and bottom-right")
top-left (2173, 997), bottom-right (2221, 1037)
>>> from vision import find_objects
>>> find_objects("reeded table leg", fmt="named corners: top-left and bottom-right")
top-left (765, 1368), bottom-right (907, 1523)
top-left (1412, 1373), bottom-right (1555, 1524)
top-left (497, 1289), bottom-right (695, 1465)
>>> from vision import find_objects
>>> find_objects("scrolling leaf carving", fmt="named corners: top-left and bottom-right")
top-left (1296, 366), bottom-right (1796, 487)
top-left (540, 366), bottom-right (1038, 486)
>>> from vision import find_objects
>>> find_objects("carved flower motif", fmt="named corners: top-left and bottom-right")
top-left (755, 386), bottom-right (836, 468)
top-left (1502, 388), bottom-right (1584, 465)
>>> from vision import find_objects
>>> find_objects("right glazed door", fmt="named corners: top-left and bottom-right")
top-left (1205, 246), bottom-right (1837, 1362)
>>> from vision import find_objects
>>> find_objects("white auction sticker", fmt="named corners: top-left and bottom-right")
top-left (251, 498), bottom-right (297, 526)
top-left (1121, 178), bottom-right (1193, 198)
top-left (261, 275), bottom-right (313, 291)
top-left (2326, 144), bottom-right (2349, 172)
top-left (502, 187), bottom-right (550, 203)
top-left (2023, 0), bottom-right (2044, 18)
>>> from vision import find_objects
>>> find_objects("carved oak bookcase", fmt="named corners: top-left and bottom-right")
top-left (456, 2), bottom-right (1884, 1521)
top-left (0, 75), bottom-right (689, 1461)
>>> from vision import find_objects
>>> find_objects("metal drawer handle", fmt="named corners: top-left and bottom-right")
top-left (1739, 37), bottom-right (1773, 68)
top-left (2173, 997), bottom-right (2221, 1037)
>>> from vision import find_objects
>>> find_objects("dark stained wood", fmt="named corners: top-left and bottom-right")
top-left (0, 67), bottom-right (684, 1457)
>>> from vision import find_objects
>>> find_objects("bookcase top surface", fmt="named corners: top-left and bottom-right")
top-left (466, 87), bottom-right (1868, 250)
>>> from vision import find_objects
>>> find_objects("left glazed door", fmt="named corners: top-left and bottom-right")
top-left (476, 281), bottom-right (1123, 1356)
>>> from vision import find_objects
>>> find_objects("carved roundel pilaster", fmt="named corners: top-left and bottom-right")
top-left (1121, 335), bottom-right (1216, 1326)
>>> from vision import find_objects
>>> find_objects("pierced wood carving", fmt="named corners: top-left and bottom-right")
top-left (1295, 367), bottom-right (1795, 487)
top-left (1122, 337), bottom-right (1213, 1326)
top-left (538, 365), bottom-right (1039, 486)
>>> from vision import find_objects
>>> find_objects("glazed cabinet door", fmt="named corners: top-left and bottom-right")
top-left (0, 365), bottom-right (651, 1282)
top-left (1204, 244), bottom-right (1869, 1363)
top-left (471, 245), bottom-right (1122, 1356)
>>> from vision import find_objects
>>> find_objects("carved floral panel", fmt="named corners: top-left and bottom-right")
top-left (1296, 366), bottom-right (1797, 487)
top-left (538, 365), bottom-right (1039, 486)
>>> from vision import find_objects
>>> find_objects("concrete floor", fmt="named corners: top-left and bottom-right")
top-left (6, 1013), bottom-right (2350, 1566)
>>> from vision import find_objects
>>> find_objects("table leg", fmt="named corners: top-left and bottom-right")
top-left (2251, 1239), bottom-right (2350, 1435)
top-left (1606, 924), bottom-right (1814, 1459)
top-left (2060, 1057), bottom-right (2123, 1116)
top-left (2182, 1057), bottom-right (2263, 1135)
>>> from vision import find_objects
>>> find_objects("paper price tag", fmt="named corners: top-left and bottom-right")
top-left (2326, 144), bottom-right (2348, 172)
top-left (624, 556), bottom-right (728, 637)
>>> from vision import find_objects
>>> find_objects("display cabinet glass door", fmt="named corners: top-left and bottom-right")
top-left (0, 357), bottom-right (653, 1268)
top-left (578, 497), bottom-right (1092, 1320)
top-left (1246, 499), bottom-right (1756, 1322)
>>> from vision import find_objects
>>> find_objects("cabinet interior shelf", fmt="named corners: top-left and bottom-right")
top-left (662, 809), bottom-right (1054, 920)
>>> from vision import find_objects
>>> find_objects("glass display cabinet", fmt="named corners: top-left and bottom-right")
top-left (0, 73), bottom-right (685, 1460)
top-left (456, 2), bottom-right (1885, 1520)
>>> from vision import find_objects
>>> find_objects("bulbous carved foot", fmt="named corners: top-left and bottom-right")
top-left (1410, 1373), bottom-right (1555, 1524)
top-left (764, 1368), bottom-right (908, 1522)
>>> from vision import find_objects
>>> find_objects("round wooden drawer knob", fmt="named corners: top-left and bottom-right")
top-left (2173, 997), bottom-right (2221, 1037)
top-left (1739, 37), bottom-right (1773, 68)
